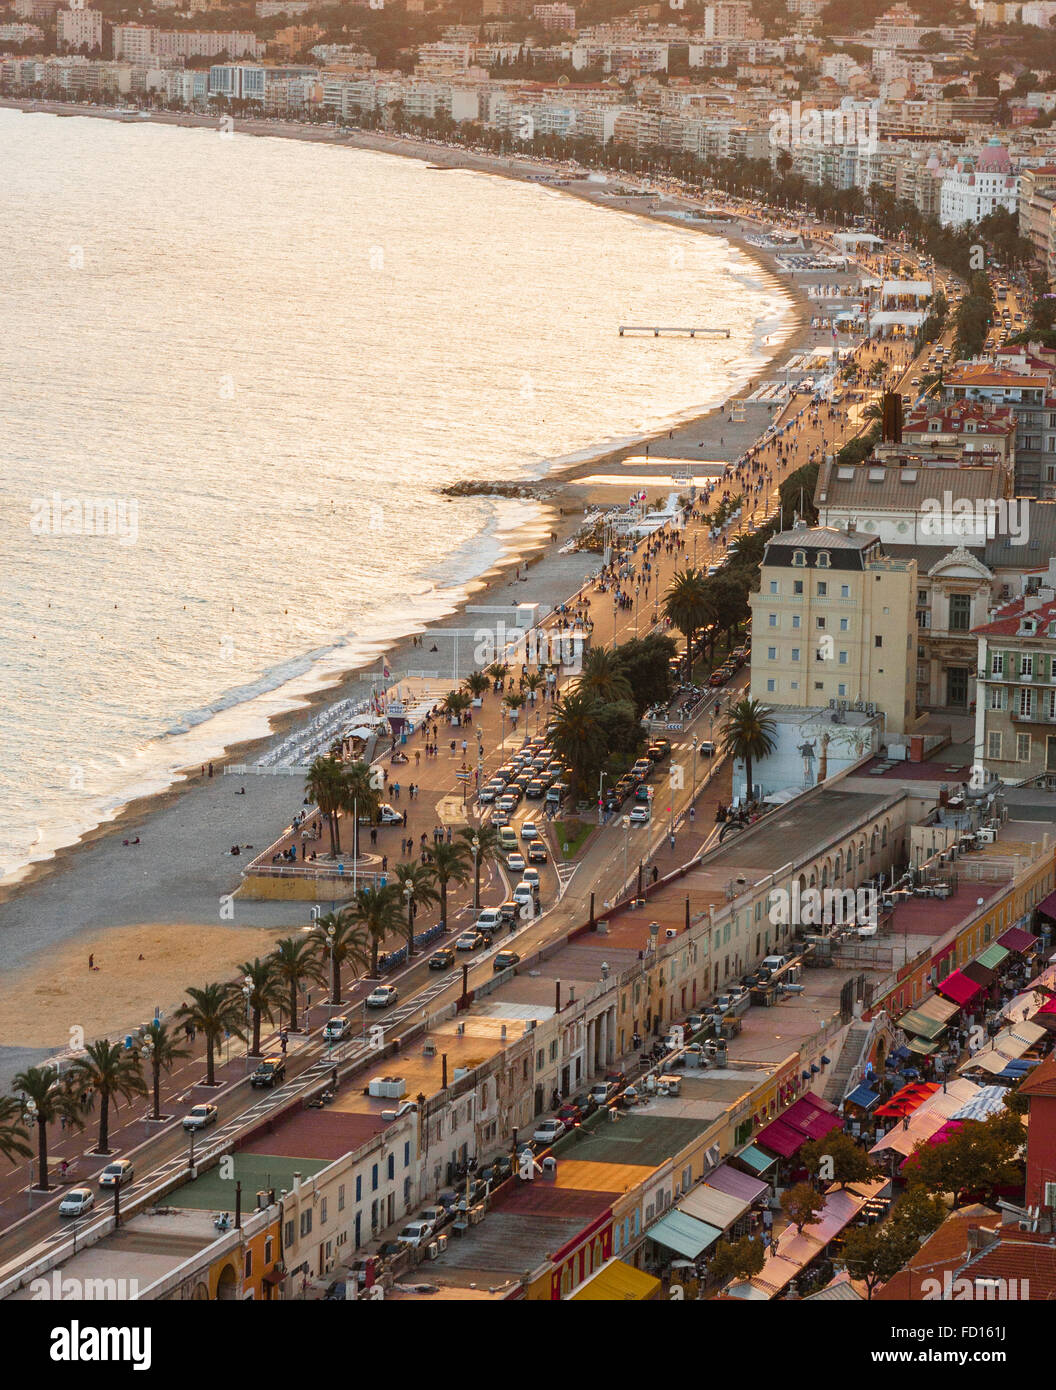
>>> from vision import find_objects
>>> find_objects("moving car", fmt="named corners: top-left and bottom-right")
top-left (498, 900), bottom-right (519, 924)
top-left (455, 930), bottom-right (483, 951)
top-left (532, 1117), bottom-right (565, 1146)
top-left (629, 805), bottom-right (650, 825)
top-left (251, 1056), bottom-right (287, 1088)
top-left (497, 827), bottom-right (518, 852)
top-left (520, 820), bottom-right (539, 841)
top-left (493, 950), bottom-right (520, 971)
top-left (429, 948), bottom-right (454, 971)
top-left (506, 851), bottom-right (526, 873)
top-left (512, 883), bottom-right (534, 908)
top-left (365, 985), bottom-right (398, 1009)
top-left (98, 1159), bottom-right (134, 1189)
top-left (182, 1103), bottom-right (219, 1132)
top-left (476, 907), bottom-right (503, 932)
top-left (323, 1016), bottom-right (351, 1041)
top-left (59, 1187), bottom-right (96, 1218)
top-left (527, 842), bottom-right (548, 865)
top-left (521, 868), bottom-right (541, 890)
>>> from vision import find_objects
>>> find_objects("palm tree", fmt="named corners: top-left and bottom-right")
top-left (311, 912), bottom-right (371, 1006)
top-left (140, 1020), bottom-right (190, 1122)
top-left (485, 662), bottom-right (509, 686)
top-left (425, 838), bottom-right (471, 929)
top-left (272, 936), bottom-right (326, 1034)
top-left (442, 690), bottom-right (472, 723)
top-left (393, 860), bottom-right (439, 958)
top-left (523, 670), bottom-right (545, 703)
top-left (663, 567), bottom-right (711, 674)
top-left (503, 691), bottom-right (525, 725)
top-left (576, 646), bottom-right (633, 704)
top-left (720, 698), bottom-right (778, 804)
top-left (12, 1065), bottom-right (84, 1190)
top-left (0, 1096), bottom-right (31, 1167)
top-left (306, 753), bottom-right (347, 858)
top-left (340, 759), bottom-right (381, 865)
top-left (548, 688), bottom-right (607, 798)
top-left (237, 956), bottom-right (286, 1055)
top-left (347, 883), bottom-right (405, 976)
top-left (68, 1040), bottom-right (148, 1155)
top-left (175, 982), bottom-right (247, 1086)
top-left (459, 823), bottom-right (500, 911)
top-left (462, 670), bottom-right (490, 699)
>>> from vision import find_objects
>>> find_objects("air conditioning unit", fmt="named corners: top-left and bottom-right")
top-left (423, 1042), bottom-right (436, 1057)
top-left (469, 1204), bottom-right (486, 1226)
top-left (435, 1233), bottom-right (449, 1253)
top-left (426, 1242), bottom-right (440, 1260)
top-left (977, 828), bottom-right (996, 844)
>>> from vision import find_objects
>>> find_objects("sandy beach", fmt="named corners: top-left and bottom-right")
top-left (0, 97), bottom-right (837, 1081)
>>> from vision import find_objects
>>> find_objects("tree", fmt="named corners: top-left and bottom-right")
top-left (800, 1131), bottom-right (878, 1189)
top-left (503, 690), bottom-right (525, 723)
top-left (463, 670), bottom-right (490, 699)
top-left (888, 1187), bottom-right (947, 1241)
top-left (12, 1066), bottom-right (84, 1191)
top-left (783, 1180), bottom-right (826, 1233)
top-left (903, 1111), bottom-right (1024, 1207)
top-left (68, 1040), bottom-right (148, 1155)
top-left (459, 823), bottom-right (500, 911)
top-left (305, 753), bottom-right (346, 857)
top-left (720, 698), bottom-right (778, 802)
top-left (663, 566), bottom-right (711, 672)
top-left (575, 646), bottom-right (633, 705)
top-left (523, 670), bottom-right (546, 702)
top-left (442, 690), bottom-right (472, 723)
top-left (140, 1020), bottom-right (190, 1122)
top-left (709, 1234), bottom-right (765, 1284)
top-left (842, 1221), bottom-right (919, 1299)
top-left (393, 860), bottom-right (439, 958)
top-left (237, 956), bottom-right (286, 1054)
top-left (272, 936), bottom-right (327, 1034)
top-left (547, 689), bottom-right (607, 798)
top-left (0, 1095), bottom-right (31, 1166)
top-left (425, 838), bottom-right (471, 930)
top-left (176, 982), bottom-right (247, 1086)
top-left (340, 759), bottom-right (380, 864)
top-left (311, 913), bottom-right (370, 1007)
top-left (611, 632), bottom-right (677, 715)
top-left (347, 883), bottom-right (405, 977)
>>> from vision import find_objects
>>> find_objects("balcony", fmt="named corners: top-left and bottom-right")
top-left (1011, 708), bottom-right (1056, 724)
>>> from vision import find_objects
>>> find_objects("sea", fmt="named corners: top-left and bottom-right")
top-left (0, 107), bottom-right (795, 884)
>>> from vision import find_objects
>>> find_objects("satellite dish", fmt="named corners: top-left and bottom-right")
top-left (558, 74), bottom-right (569, 86)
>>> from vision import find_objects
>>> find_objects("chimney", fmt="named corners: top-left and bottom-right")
top-left (441, 1053), bottom-right (448, 1089)
top-left (555, 980), bottom-right (562, 1013)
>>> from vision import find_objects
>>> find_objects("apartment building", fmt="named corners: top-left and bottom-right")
top-left (702, 1), bottom-right (761, 40)
top-left (943, 359), bottom-right (1056, 497)
top-left (1018, 165), bottom-right (1056, 283)
top-left (56, 7), bottom-right (102, 52)
top-left (973, 582), bottom-right (1056, 780)
top-left (749, 525), bottom-right (917, 736)
top-left (113, 24), bottom-right (262, 61)
top-left (532, 2), bottom-right (575, 28)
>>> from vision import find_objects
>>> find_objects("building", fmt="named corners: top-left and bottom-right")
top-left (748, 525), bottom-right (918, 739)
top-left (56, 7), bottom-right (103, 52)
top-left (532, 2), bottom-right (575, 28)
top-left (973, 582), bottom-right (1056, 781)
top-left (939, 140), bottom-right (1019, 229)
top-left (702, 2), bottom-right (761, 40)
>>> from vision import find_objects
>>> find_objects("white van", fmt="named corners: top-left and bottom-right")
top-left (761, 954), bottom-right (789, 972)
top-left (476, 907), bottom-right (503, 932)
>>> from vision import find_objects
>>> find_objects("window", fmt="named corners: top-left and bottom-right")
top-left (988, 730), bottom-right (1002, 760)
top-left (838, 683), bottom-right (847, 696)
top-left (766, 678), bottom-right (776, 692)
top-left (284, 1219), bottom-right (295, 1247)
top-left (841, 584), bottom-right (850, 598)
top-left (387, 1154), bottom-right (395, 1181)
top-left (949, 593), bottom-right (971, 632)
top-left (839, 650), bottom-right (848, 664)
top-left (875, 635), bottom-right (883, 648)
top-left (1020, 687), bottom-right (1034, 718)
top-left (793, 579), bottom-right (803, 595)
top-left (814, 681), bottom-right (824, 690)
top-left (791, 647), bottom-right (800, 662)
top-left (1022, 653), bottom-right (1034, 677)
top-left (917, 589), bottom-right (928, 605)
top-left (404, 1142), bottom-right (411, 1168)
top-left (371, 1164), bottom-right (378, 1192)
top-left (840, 617), bottom-right (849, 631)
top-left (792, 615), bottom-right (801, 629)
top-left (300, 1209), bottom-right (313, 1238)
top-left (355, 1176), bottom-right (362, 1202)
top-left (549, 1040), bottom-right (558, 1061)
top-left (320, 1197), bottom-right (328, 1225)
top-left (991, 652), bottom-right (1004, 676)
top-left (818, 551), bottom-right (830, 568)
top-left (1018, 733), bottom-right (1032, 761)
top-left (988, 685), bottom-right (1007, 711)
top-left (816, 617), bottom-right (826, 629)
top-left (793, 550), bottom-right (806, 566)
top-left (768, 613), bottom-right (778, 627)
top-left (817, 581), bottom-right (828, 597)
top-left (769, 580), bottom-right (778, 594)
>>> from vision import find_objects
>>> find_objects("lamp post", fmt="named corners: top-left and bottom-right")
top-left (242, 977), bottom-right (252, 1070)
top-left (691, 737), bottom-right (699, 809)
top-left (326, 925), bottom-right (337, 1008)
top-left (622, 813), bottom-right (631, 897)
top-left (598, 770), bottom-right (608, 826)
top-left (404, 881), bottom-right (415, 960)
top-left (472, 834), bottom-right (481, 911)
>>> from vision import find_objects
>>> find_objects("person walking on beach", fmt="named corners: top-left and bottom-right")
top-left (88, 953), bottom-right (94, 970)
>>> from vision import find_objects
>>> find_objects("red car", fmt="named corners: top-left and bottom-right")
top-left (556, 1102), bottom-right (582, 1127)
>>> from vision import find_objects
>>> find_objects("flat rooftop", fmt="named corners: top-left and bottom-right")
top-left (166, 1153), bottom-right (330, 1210)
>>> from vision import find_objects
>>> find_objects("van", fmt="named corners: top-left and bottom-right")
top-left (761, 954), bottom-right (789, 973)
top-left (477, 907), bottom-right (503, 932)
top-left (497, 826), bottom-right (518, 852)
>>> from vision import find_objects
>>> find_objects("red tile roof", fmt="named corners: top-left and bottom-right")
top-left (972, 596), bottom-right (1056, 638)
top-left (1017, 1052), bottom-right (1056, 1099)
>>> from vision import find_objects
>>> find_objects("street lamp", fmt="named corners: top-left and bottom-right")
top-left (622, 813), bottom-right (631, 897)
top-left (691, 737), bottom-right (699, 809)
top-left (598, 770), bottom-right (608, 826)
top-left (404, 881), bottom-right (415, 959)
top-left (471, 834), bottom-right (481, 911)
top-left (242, 977), bottom-right (252, 1069)
top-left (326, 925), bottom-right (337, 1008)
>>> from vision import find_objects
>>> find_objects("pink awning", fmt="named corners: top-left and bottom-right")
top-left (936, 970), bottom-right (983, 1006)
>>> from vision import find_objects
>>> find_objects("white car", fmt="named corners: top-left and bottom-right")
top-left (98, 1159), bottom-right (134, 1189)
top-left (396, 1219), bottom-right (434, 1249)
top-left (455, 931), bottom-right (483, 951)
top-left (59, 1187), bottom-right (95, 1218)
top-left (521, 868), bottom-right (541, 890)
top-left (476, 908), bottom-right (503, 932)
top-left (365, 985), bottom-right (398, 1008)
top-left (323, 1016), bottom-right (351, 1042)
top-left (506, 852), bottom-right (526, 873)
top-left (182, 1103), bottom-right (218, 1132)
top-left (533, 1117), bottom-right (565, 1146)
top-left (629, 806), bottom-right (650, 825)
top-left (520, 821), bottom-right (539, 841)
top-left (512, 883), bottom-right (534, 907)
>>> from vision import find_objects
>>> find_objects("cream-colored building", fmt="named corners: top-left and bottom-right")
top-left (749, 525), bottom-right (917, 736)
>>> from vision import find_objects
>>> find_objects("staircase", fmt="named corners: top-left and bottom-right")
top-left (823, 1022), bottom-right (872, 1105)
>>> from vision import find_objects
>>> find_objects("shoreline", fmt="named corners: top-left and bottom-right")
top-left (0, 102), bottom-right (814, 952)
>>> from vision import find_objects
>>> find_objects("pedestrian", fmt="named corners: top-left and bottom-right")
top-left (88, 953), bottom-right (94, 970)
top-left (370, 827), bottom-right (377, 846)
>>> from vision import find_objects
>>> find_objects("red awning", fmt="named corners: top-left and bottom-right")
top-left (755, 1118), bottom-right (803, 1157)
top-left (755, 1093), bottom-right (841, 1156)
top-left (874, 1082), bottom-right (938, 1118)
top-left (999, 926), bottom-right (1040, 951)
top-left (1036, 893), bottom-right (1056, 921)
top-left (936, 970), bottom-right (983, 1006)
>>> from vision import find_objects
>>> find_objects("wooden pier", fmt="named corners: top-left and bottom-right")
top-left (619, 325), bottom-right (730, 338)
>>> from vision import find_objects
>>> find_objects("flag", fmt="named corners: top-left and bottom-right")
top-left (382, 660), bottom-right (391, 679)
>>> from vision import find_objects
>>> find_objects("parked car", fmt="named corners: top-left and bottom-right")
top-left (570, 1092), bottom-right (597, 1119)
top-left (98, 1159), bottom-right (134, 1189)
top-left (375, 804), bottom-right (403, 826)
top-left (533, 1117), bottom-right (565, 1146)
top-left (589, 1082), bottom-right (614, 1106)
top-left (365, 985), bottom-right (398, 1008)
top-left (323, 1016), bottom-right (351, 1042)
top-left (493, 950), bottom-right (520, 971)
top-left (182, 1103), bottom-right (218, 1132)
top-left (455, 930), bottom-right (483, 951)
top-left (417, 1203), bottom-right (452, 1232)
top-left (429, 948), bottom-right (454, 971)
top-left (251, 1056), bottom-right (287, 1088)
top-left (59, 1187), bottom-right (96, 1218)
top-left (396, 1220), bottom-right (434, 1249)
top-left (556, 1101), bottom-right (582, 1126)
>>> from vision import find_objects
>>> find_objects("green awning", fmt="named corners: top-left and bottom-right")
top-left (899, 1008), bottom-right (947, 1040)
top-left (647, 1210), bottom-right (721, 1259)
top-left (977, 943), bottom-right (1009, 972)
top-left (738, 1144), bottom-right (777, 1174)
top-left (906, 1035), bottom-right (940, 1055)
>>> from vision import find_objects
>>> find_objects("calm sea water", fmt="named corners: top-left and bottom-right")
top-left (0, 110), bottom-right (793, 882)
